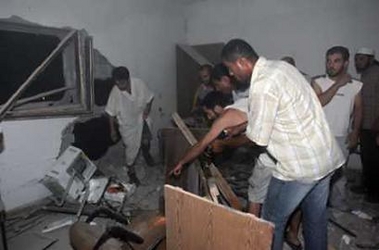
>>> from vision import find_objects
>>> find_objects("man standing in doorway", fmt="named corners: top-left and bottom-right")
top-left (353, 47), bottom-right (379, 203)
top-left (106, 66), bottom-right (154, 186)
top-left (221, 39), bottom-right (344, 250)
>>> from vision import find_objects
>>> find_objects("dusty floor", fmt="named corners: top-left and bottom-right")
top-left (3, 143), bottom-right (379, 250)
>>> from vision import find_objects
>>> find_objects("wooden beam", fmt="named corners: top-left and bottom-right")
top-left (13, 87), bottom-right (74, 107)
top-left (0, 29), bottom-right (77, 121)
top-left (171, 112), bottom-right (243, 211)
top-left (165, 185), bottom-right (274, 250)
top-left (172, 112), bottom-right (198, 145)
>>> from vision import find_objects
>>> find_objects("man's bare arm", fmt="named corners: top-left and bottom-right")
top-left (312, 74), bottom-right (351, 106)
top-left (107, 114), bottom-right (118, 142)
top-left (170, 109), bottom-right (247, 175)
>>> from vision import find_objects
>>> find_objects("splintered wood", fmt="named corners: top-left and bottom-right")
top-left (165, 185), bottom-right (274, 250)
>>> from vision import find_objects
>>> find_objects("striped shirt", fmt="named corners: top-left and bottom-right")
top-left (246, 57), bottom-right (344, 182)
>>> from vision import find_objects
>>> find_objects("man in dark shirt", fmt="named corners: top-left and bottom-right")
top-left (353, 47), bottom-right (379, 203)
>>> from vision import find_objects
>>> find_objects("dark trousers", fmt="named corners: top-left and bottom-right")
top-left (360, 129), bottom-right (379, 198)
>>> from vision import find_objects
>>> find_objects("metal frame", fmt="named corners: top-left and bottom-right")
top-left (0, 20), bottom-right (94, 120)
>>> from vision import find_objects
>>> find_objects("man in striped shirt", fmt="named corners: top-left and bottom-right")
top-left (222, 39), bottom-right (344, 250)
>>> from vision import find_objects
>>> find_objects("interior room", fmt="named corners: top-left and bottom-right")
top-left (0, 0), bottom-right (378, 249)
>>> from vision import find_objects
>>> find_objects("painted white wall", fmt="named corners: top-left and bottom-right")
top-left (184, 0), bottom-right (379, 77)
top-left (0, 0), bottom-right (186, 210)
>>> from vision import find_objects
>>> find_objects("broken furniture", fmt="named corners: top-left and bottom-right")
top-left (69, 111), bottom-right (273, 250)
top-left (69, 210), bottom-right (166, 250)
top-left (41, 145), bottom-right (97, 208)
top-left (41, 145), bottom-right (134, 219)
top-left (165, 185), bottom-right (274, 250)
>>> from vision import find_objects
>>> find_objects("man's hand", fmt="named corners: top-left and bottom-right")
top-left (143, 101), bottom-right (153, 120)
top-left (347, 131), bottom-right (359, 149)
top-left (169, 163), bottom-right (184, 177)
top-left (335, 73), bottom-right (352, 88)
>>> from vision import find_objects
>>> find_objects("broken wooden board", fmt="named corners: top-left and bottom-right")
top-left (171, 112), bottom-right (243, 210)
top-left (165, 185), bottom-right (274, 250)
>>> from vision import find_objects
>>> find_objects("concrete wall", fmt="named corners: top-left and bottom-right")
top-left (184, 0), bottom-right (379, 77)
top-left (0, 0), bottom-right (186, 210)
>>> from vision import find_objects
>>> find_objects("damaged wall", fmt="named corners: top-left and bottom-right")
top-left (0, 0), bottom-right (187, 210)
top-left (184, 0), bottom-right (379, 77)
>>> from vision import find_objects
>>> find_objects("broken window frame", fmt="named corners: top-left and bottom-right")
top-left (0, 20), bottom-right (94, 120)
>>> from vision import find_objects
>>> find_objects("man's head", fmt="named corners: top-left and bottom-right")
top-left (281, 56), bottom-right (296, 67)
top-left (221, 39), bottom-right (259, 84)
top-left (201, 91), bottom-right (232, 120)
top-left (112, 66), bottom-right (130, 91)
top-left (211, 63), bottom-right (234, 95)
top-left (355, 47), bottom-right (375, 73)
top-left (199, 64), bottom-right (213, 86)
top-left (325, 46), bottom-right (349, 78)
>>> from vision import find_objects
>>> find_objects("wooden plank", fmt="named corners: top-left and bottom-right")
top-left (207, 163), bottom-right (242, 210)
top-left (14, 87), bottom-right (74, 106)
top-left (208, 178), bottom-right (220, 204)
top-left (171, 112), bottom-right (243, 210)
top-left (165, 185), bottom-right (274, 250)
top-left (172, 112), bottom-right (198, 145)
top-left (0, 29), bottom-right (77, 120)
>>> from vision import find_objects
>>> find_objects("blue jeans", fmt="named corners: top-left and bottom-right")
top-left (262, 175), bottom-right (331, 250)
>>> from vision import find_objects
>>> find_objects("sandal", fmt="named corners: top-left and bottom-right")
top-left (284, 234), bottom-right (302, 250)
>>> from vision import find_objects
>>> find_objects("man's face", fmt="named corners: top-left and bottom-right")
top-left (355, 54), bottom-right (371, 73)
top-left (203, 105), bottom-right (223, 121)
top-left (115, 79), bottom-right (129, 91)
top-left (326, 53), bottom-right (347, 77)
top-left (199, 69), bottom-right (211, 85)
top-left (213, 76), bottom-right (233, 95)
top-left (223, 58), bottom-right (251, 84)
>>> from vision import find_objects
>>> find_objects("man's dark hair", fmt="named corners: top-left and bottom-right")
top-left (112, 66), bottom-right (130, 81)
top-left (211, 63), bottom-right (230, 81)
top-left (199, 64), bottom-right (213, 73)
top-left (221, 39), bottom-right (259, 62)
top-left (326, 46), bottom-right (350, 61)
top-left (201, 91), bottom-right (233, 109)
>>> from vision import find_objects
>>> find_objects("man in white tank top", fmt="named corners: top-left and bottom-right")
top-left (312, 46), bottom-right (363, 210)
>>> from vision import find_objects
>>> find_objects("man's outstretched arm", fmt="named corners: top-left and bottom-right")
top-left (170, 109), bottom-right (247, 176)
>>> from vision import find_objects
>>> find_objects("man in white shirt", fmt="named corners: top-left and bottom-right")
top-left (313, 46), bottom-right (362, 209)
top-left (222, 39), bottom-right (344, 250)
top-left (105, 66), bottom-right (154, 186)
